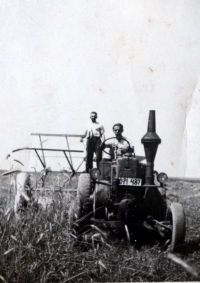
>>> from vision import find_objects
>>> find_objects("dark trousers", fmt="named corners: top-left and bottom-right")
top-left (86, 137), bottom-right (102, 172)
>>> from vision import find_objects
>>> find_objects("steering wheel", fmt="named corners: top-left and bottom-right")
top-left (101, 137), bottom-right (130, 156)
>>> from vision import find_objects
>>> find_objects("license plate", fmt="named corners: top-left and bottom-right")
top-left (119, 178), bottom-right (142, 186)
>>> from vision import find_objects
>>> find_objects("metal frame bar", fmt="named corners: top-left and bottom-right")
top-left (66, 136), bottom-right (73, 168)
top-left (35, 150), bottom-right (45, 169)
top-left (12, 147), bottom-right (84, 174)
top-left (12, 133), bottom-right (86, 179)
top-left (75, 159), bottom-right (84, 172)
top-left (39, 134), bottom-right (46, 168)
top-left (63, 151), bottom-right (75, 175)
top-left (30, 133), bottom-right (86, 174)
top-left (31, 133), bottom-right (85, 138)
top-left (13, 147), bottom-right (83, 153)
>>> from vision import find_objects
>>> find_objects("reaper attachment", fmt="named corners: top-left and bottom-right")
top-left (3, 133), bottom-right (85, 192)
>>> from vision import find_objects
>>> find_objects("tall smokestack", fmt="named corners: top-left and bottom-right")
top-left (141, 110), bottom-right (161, 185)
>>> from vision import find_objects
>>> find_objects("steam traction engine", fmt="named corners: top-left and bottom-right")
top-left (70, 111), bottom-right (185, 251)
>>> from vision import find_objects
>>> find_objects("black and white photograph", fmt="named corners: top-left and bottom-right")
top-left (0, 0), bottom-right (200, 282)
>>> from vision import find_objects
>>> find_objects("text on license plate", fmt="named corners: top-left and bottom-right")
top-left (119, 178), bottom-right (142, 186)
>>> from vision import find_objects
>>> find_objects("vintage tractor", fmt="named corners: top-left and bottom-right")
top-left (69, 111), bottom-right (185, 251)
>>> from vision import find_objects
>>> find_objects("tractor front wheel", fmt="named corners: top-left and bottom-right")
top-left (168, 203), bottom-right (185, 251)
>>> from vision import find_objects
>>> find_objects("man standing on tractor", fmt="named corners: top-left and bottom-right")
top-left (81, 112), bottom-right (105, 172)
top-left (103, 123), bottom-right (134, 158)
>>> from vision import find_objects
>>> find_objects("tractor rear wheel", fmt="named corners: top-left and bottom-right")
top-left (77, 173), bottom-right (93, 217)
top-left (169, 203), bottom-right (185, 251)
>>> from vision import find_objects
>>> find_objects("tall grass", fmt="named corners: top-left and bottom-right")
top-left (0, 177), bottom-right (199, 282)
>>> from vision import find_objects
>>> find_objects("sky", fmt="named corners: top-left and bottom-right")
top-left (0, 0), bottom-right (200, 177)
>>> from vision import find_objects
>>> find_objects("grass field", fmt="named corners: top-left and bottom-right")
top-left (0, 171), bottom-right (200, 282)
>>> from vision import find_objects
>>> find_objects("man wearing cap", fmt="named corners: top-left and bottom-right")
top-left (81, 112), bottom-right (105, 172)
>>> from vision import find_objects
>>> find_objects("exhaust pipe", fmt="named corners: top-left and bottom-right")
top-left (141, 110), bottom-right (161, 185)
